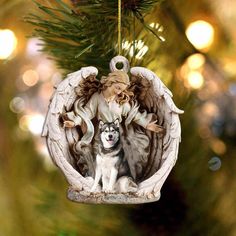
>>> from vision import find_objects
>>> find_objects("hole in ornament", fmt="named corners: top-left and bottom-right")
top-left (116, 62), bottom-right (124, 70)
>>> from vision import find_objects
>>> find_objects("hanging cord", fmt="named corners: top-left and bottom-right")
top-left (118, 0), bottom-right (122, 55)
top-left (133, 13), bottom-right (136, 61)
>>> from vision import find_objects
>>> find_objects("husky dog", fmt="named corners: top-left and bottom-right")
top-left (91, 119), bottom-right (130, 192)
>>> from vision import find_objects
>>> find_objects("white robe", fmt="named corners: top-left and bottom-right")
top-left (67, 92), bottom-right (154, 180)
top-left (68, 92), bottom-right (153, 128)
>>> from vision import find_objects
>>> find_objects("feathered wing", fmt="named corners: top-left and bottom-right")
top-left (42, 66), bottom-right (98, 190)
top-left (130, 67), bottom-right (184, 199)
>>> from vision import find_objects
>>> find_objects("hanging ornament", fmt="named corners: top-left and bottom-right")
top-left (42, 0), bottom-right (183, 204)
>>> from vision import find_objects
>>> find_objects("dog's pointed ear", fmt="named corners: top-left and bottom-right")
top-left (99, 120), bottom-right (105, 129)
top-left (114, 118), bottom-right (120, 127)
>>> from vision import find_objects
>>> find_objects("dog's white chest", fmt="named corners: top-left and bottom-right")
top-left (96, 154), bottom-right (119, 172)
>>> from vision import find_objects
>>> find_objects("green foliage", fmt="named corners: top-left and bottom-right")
top-left (25, 0), bottom-right (163, 74)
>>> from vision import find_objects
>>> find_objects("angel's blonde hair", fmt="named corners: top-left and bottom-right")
top-left (100, 71), bottom-right (130, 88)
top-left (76, 71), bottom-right (134, 105)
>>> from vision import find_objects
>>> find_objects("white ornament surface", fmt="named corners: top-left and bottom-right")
top-left (42, 58), bottom-right (183, 204)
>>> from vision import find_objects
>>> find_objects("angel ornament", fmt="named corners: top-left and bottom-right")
top-left (42, 56), bottom-right (183, 204)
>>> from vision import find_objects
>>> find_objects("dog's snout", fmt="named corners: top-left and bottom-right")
top-left (108, 134), bottom-right (113, 139)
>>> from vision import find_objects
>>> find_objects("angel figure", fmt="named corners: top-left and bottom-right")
top-left (42, 56), bottom-right (183, 203)
top-left (62, 70), bottom-right (164, 191)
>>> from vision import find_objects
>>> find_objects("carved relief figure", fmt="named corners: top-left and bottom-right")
top-left (42, 56), bottom-right (183, 203)
top-left (62, 70), bottom-right (164, 192)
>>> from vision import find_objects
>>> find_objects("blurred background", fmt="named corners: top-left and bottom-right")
top-left (0, 0), bottom-right (236, 235)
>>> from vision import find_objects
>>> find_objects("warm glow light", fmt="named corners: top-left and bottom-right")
top-left (186, 20), bottom-right (214, 51)
top-left (135, 46), bottom-right (149, 59)
top-left (198, 126), bottom-right (211, 139)
top-left (36, 61), bottom-right (55, 81)
top-left (125, 40), bottom-right (149, 59)
top-left (149, 22), bottom-right (156, 28)
top-left (159, 36), bottom-right (165, 42)
top-left (149, 22), bottom-right (163, 32)
top-left (19, 114), bottom-right (44, 135)
top-left (0, 29), bottom-right (17, 59)
top-left (186, 53), bottom-right (205, 70)
top-left (22, 69), bottom-right (39, 87)
top-left (19, 115), bottom-right (31, 132)
top-left (210, 139), bottom-right (227, 155)
top-left (27, 114), bottom-right (45, 135)
top-left (39, 82), bottom-right (54, 100)
top-left (122, 41), bottom-right (131, 50)
top-left (202, 102), bottom-right (219, 117)
top-left (187, 71), bottom-right (204, 89)
top-left (136, 40), bottom-right (144, 48)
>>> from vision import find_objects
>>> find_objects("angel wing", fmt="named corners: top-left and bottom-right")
top-left (42, 66), bottom-right (98, 191)
top-left (130, 67), bottom-right (184, 199)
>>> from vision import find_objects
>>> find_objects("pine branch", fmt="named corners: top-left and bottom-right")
top-left (26, 0), bottom-right (163, 74)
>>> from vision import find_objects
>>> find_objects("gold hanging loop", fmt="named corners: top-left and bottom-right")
top-left (118, 0), bottom-right (122, 55)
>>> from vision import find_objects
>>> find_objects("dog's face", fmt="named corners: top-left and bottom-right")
top-left (99, 119), bottom-right (120, 149)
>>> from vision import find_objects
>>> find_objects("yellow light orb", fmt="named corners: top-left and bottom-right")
top-left (19, 115), bottom-right (31, 132)
top-left (186, 20), bottom-right (214, 51)
top-left (187, 71), bottom-right (204, 89)
top-left (0, 29), bottom-right (17, 59)
top-left (210, 139), bottom-right (227, 155)
top-left (19, 114), bottom-right (44, 135)
top-left (27, 114), bottom-right (45, 135)
top-left (22, 69), bottom-right (39, 87)
top-left (186, 53), bottom-right (205, 70)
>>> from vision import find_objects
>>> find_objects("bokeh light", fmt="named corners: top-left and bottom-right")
top-left (201, 102), bottom-right (219, 118)
top-left (38, 82), bottom-right (54, 101)
top-left (159, 36), bottom-right (166, 42)
top-left (122, 40), bottom-right (149, 59)
top-left (149, 22), bottom-right (162, 30)
top-left (135, 45), bottom-right (149, 59)
top-left (198, 126), bottom-right (211, 139)
top-left (186, 20), bottom-right (214, 51)
top-left (26, 38), bottom-right (43, 57)
top-left (186, 53), bottom-right (205, 70)
top-left (19, 115), bottom-right (31, 132)
top-left (36, 60), bottom-right (55, 81)
top-left (22, 69), bottom-right (39, 87)
top-left (180, 54), bottom-right (206, 90)
top-left (187, 71), bottom-right (204, 89)
top-left (210, 139), bottom-right (227, 155)
top-left (208, 156), bottom-right (222, 171)
top-left (0, 29), bottom-right (17, 59)
top-left (9, 97), bottom-right (25, 113)
top-left (27, 114), bottom-right (45, 135)
top-left (19, 114), bottom-right (44, 135)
